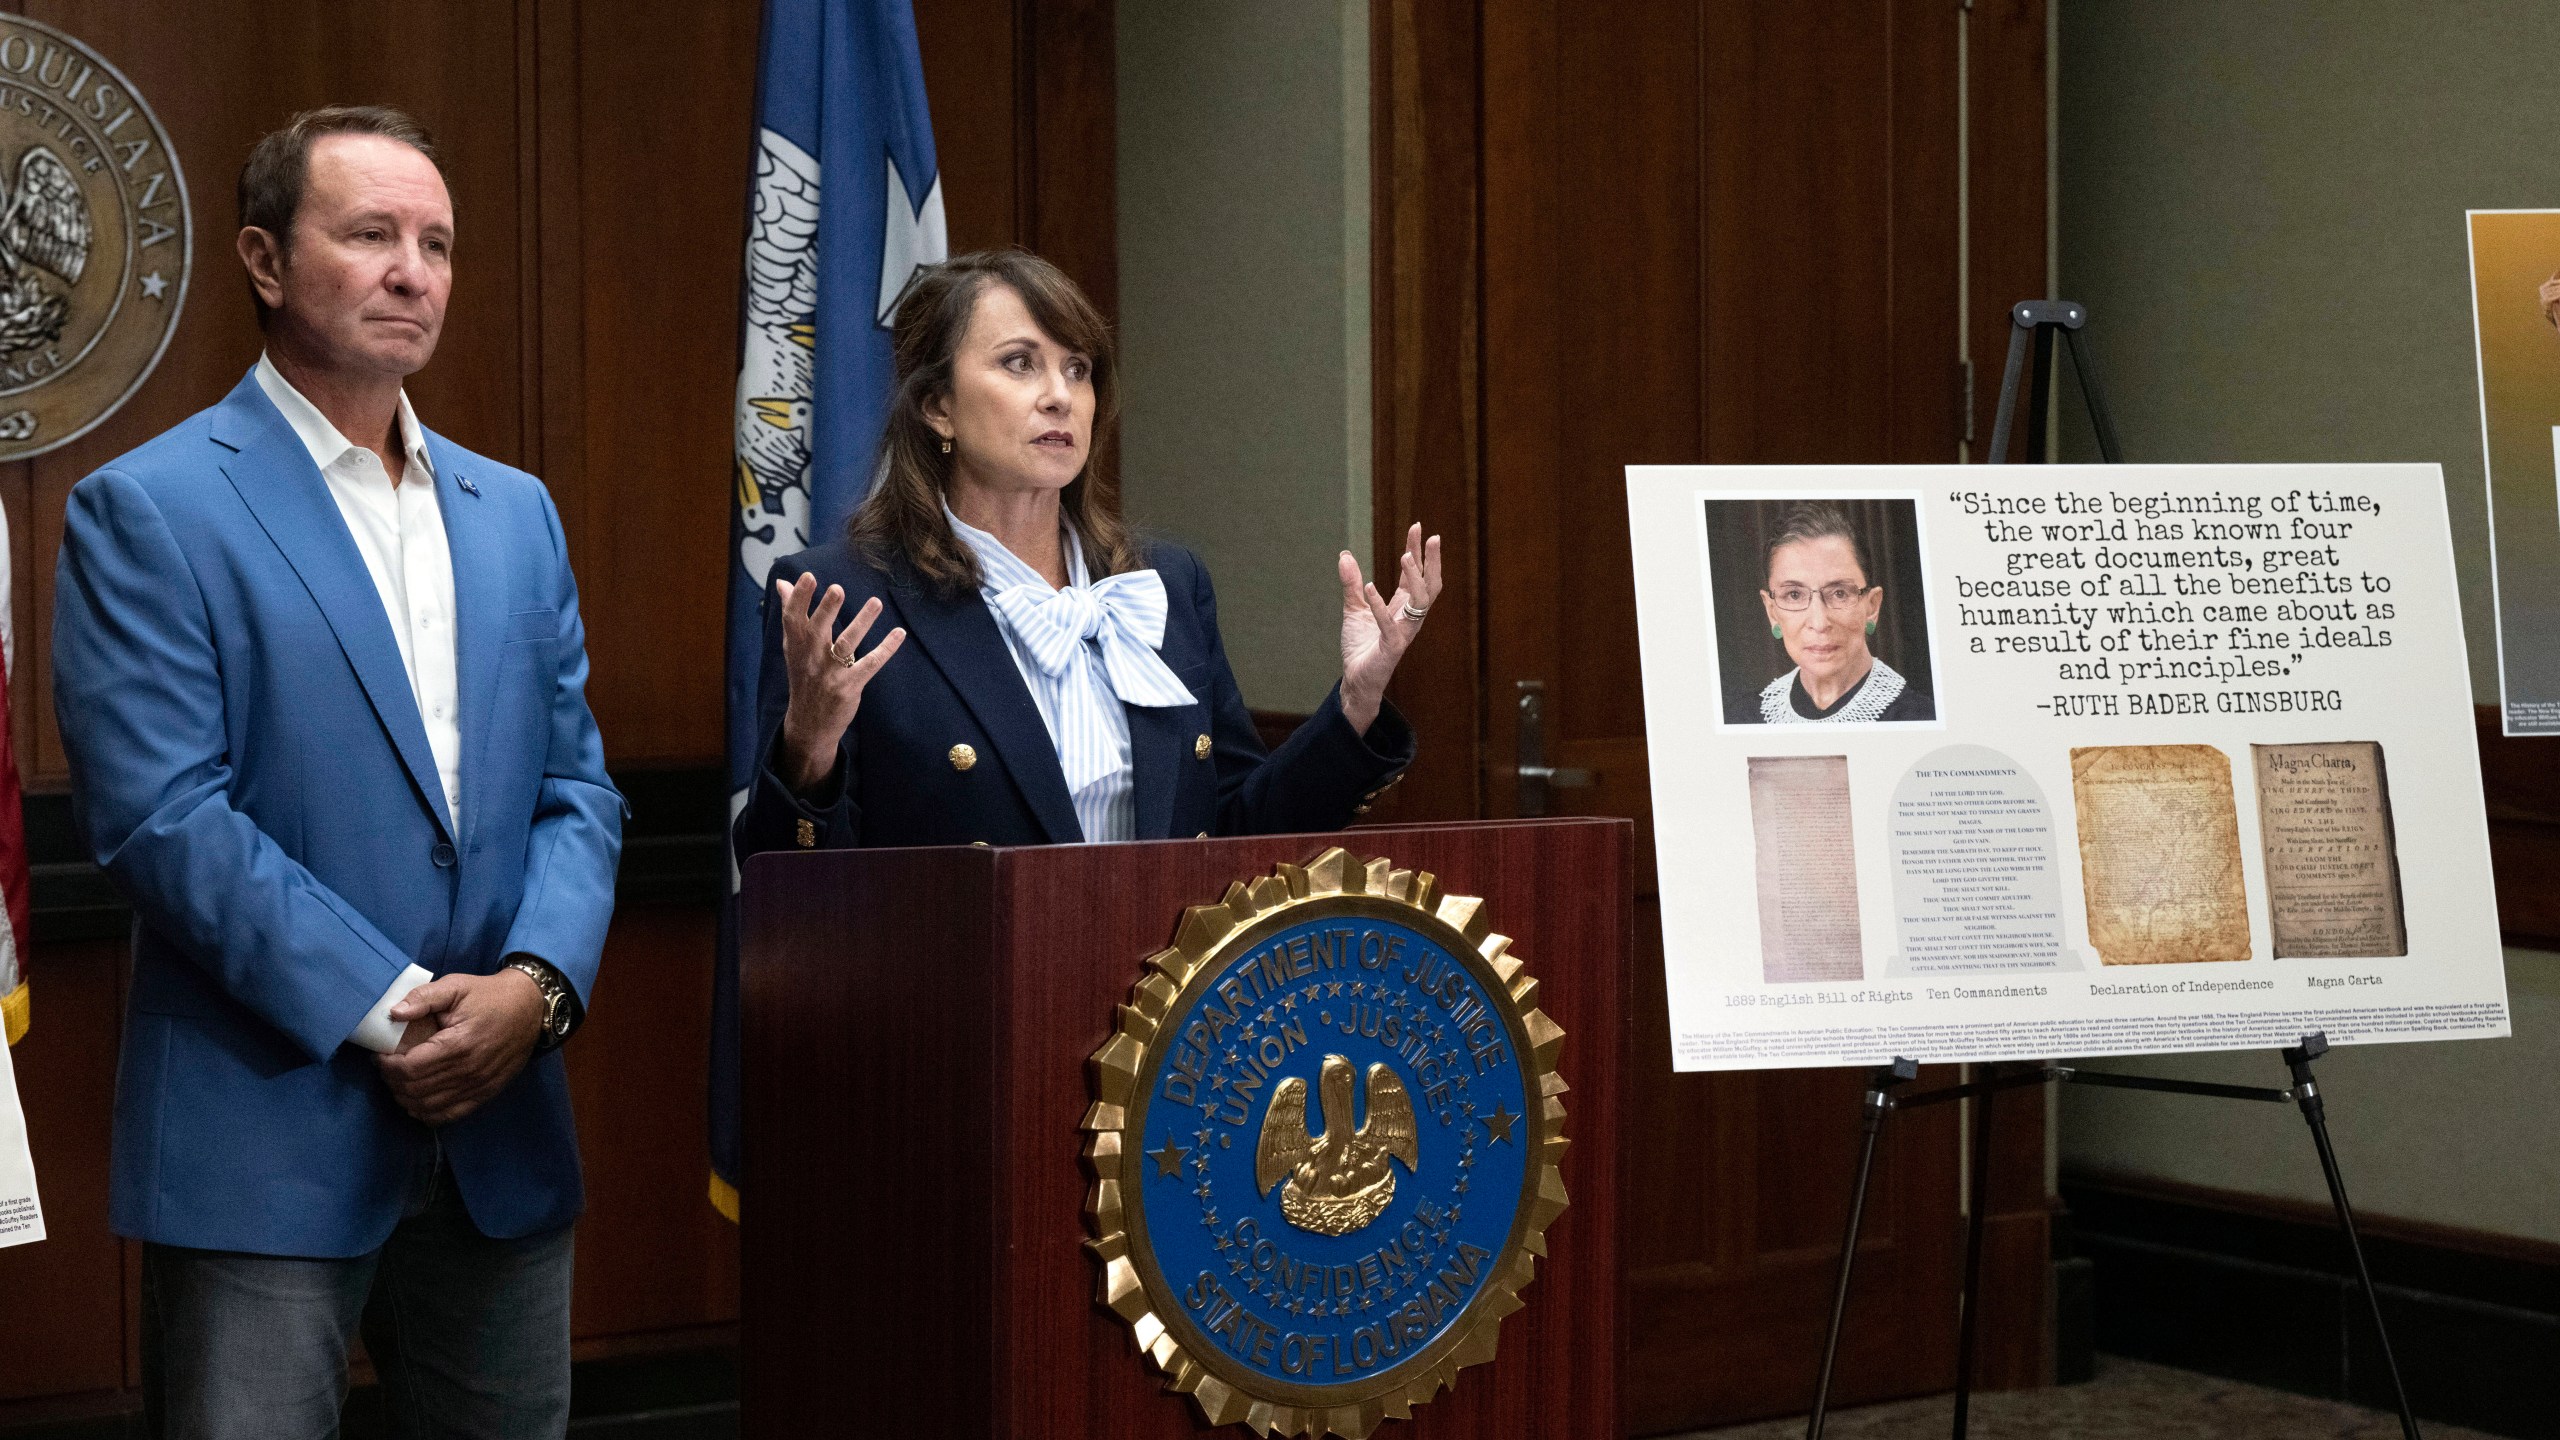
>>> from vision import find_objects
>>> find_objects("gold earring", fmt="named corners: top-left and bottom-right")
top-left (939, 437), bottom-right (952, 454)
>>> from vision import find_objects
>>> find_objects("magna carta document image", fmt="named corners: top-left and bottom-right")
top-left (2252, 741), bottom-right (2408, 959)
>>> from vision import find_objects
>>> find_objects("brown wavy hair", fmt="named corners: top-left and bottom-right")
top-left (848, 249), bottom-right (1137, 593)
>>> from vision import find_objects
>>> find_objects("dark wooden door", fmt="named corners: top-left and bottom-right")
top-left (1373, 0), bottom-right (2053, 1430)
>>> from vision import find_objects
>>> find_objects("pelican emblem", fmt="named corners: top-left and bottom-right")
top-left (732, 128), bottom-right (819, 590)
top-left (0, 145), bottom-right (89, 357)
top-left (1255, 1054), bottom-right (1421, 1237)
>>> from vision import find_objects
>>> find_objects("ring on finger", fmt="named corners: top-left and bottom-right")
top-left (1399, 602), bottom-right (1429, 621)
top-left (829, 642), bottom-right (859, 668)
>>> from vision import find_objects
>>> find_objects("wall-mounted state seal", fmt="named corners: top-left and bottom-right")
top-left (0, 16), bottom-right (187, 462)
top-left (1083, 847), bottom-right (1569, 1439)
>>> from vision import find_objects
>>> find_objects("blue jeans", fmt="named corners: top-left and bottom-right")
top-left (140, 1140), bottom-right (573, 1440)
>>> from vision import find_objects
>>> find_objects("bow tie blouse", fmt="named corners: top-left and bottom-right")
top-left (946, 508), bottom-right (1195, 841)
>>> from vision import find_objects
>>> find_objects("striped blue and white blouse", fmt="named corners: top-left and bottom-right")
top-left (946, 507), bottom-right (1196, 842)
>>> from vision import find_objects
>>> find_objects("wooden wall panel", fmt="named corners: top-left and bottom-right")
top-left (1967, 0), bottom-right (2050, 458)
top-left (566, 906), bottom-right (742, 1338)
top-left (917, 0), bottom-right (1021, 257)
top-left (554, 1), bottom-right (758, 765)
top-left (1017, 0), bottom-right (1117, 318)
top-left (1365, 0), bottom-right (1482, 827)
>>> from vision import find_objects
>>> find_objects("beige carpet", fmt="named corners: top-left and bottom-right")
top-left (1671, 1357), bottom-right (2494, 1440)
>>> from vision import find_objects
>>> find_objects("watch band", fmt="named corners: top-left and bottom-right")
top-left (507, 958), bottom-right (578, 1051)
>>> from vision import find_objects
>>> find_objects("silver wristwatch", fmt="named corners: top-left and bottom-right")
top-left (506, 957), bottom-right (578, 1051)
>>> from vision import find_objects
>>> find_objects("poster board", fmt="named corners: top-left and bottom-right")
top-left (2465, 209), bottom-right (2560, 734)
top-left (0, 1035), bottom-right (39, 1249)
top-left (1628, 464), bottom-right (2509, 1072)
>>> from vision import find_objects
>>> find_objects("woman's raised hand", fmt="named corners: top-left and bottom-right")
top-left (1337, 523), bottom-right (1444, 734)
top-left (774, 574), bottom-right (906, 792)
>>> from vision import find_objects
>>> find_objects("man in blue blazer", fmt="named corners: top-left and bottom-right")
top-left (52, 107), bottom-right (619, 1440)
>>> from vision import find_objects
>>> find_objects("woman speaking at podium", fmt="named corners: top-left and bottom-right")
top-left (733, 249), bottom-right (1439, 858)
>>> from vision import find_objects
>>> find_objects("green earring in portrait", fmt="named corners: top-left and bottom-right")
top-left (1865, 619), bottom-right (1877, 637)
top-left (1771, 622), bottom-right (1782, 639)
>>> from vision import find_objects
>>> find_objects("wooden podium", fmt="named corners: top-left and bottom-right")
top-left (738, 818), bottom-right (1630, 1438)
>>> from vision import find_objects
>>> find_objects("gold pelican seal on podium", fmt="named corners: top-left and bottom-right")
top-left (1082, 847), bottom-right (1570, 1439)
top-left (1254, 1055), bottom-right (1419, 1236)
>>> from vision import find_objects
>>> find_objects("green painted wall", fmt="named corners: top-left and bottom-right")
top-left (2056, 0), bottom-right (2560, 1242)
top-left (2064, 961), bottom-right (2560, 1242)
top-left (1116, 1), bottom-right (1370, 713)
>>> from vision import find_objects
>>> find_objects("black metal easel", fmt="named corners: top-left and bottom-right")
top-left (1800, 301), bottom-right (2422, 1440)
top-left (1984, 298), bottom-right (2122, 466)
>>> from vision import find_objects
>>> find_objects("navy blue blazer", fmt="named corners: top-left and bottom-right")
top-left (733, 538), bottom-right (1415, 856)
top-left (53, 370), bottom-right (623, 1256)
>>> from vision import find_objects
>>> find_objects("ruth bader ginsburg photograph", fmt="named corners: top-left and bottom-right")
top-left (1703, 495), bottom-right (1940, 726)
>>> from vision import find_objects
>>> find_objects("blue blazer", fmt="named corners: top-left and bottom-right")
top-left (733, 538), bottom-right (1415, 857)
top-left (52, 369), bottom-right (623, 1257)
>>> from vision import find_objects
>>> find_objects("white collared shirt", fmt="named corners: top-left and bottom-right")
top-left (946, 508), bottom-right (1137, 842)
top-left (253, 353), bottom-right (445, 1049)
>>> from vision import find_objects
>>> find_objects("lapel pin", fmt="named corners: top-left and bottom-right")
top-left (457, 473), bottom-right (479, 496)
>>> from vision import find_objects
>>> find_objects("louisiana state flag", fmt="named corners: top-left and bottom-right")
top-left (710, 0), bottom-right (944, 1219)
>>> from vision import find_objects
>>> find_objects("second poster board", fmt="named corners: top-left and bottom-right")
top-left (2467, 209), bottom-right (2560, 734)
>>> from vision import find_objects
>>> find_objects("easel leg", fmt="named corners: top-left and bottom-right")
top-left (1807, 1060), bottom-right (1917, 1440)
top-left (1949, 1072), bottom-right (1999, 1440)
top-left (2058, 327), bottom-right (2124, 462)
top-left (1986, 318), bottom-right (2035, 463)
top-left (2024, 325), bottom-right (2056, 465)
top-left (2283, 1035), bottom-right (2422, 1440)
